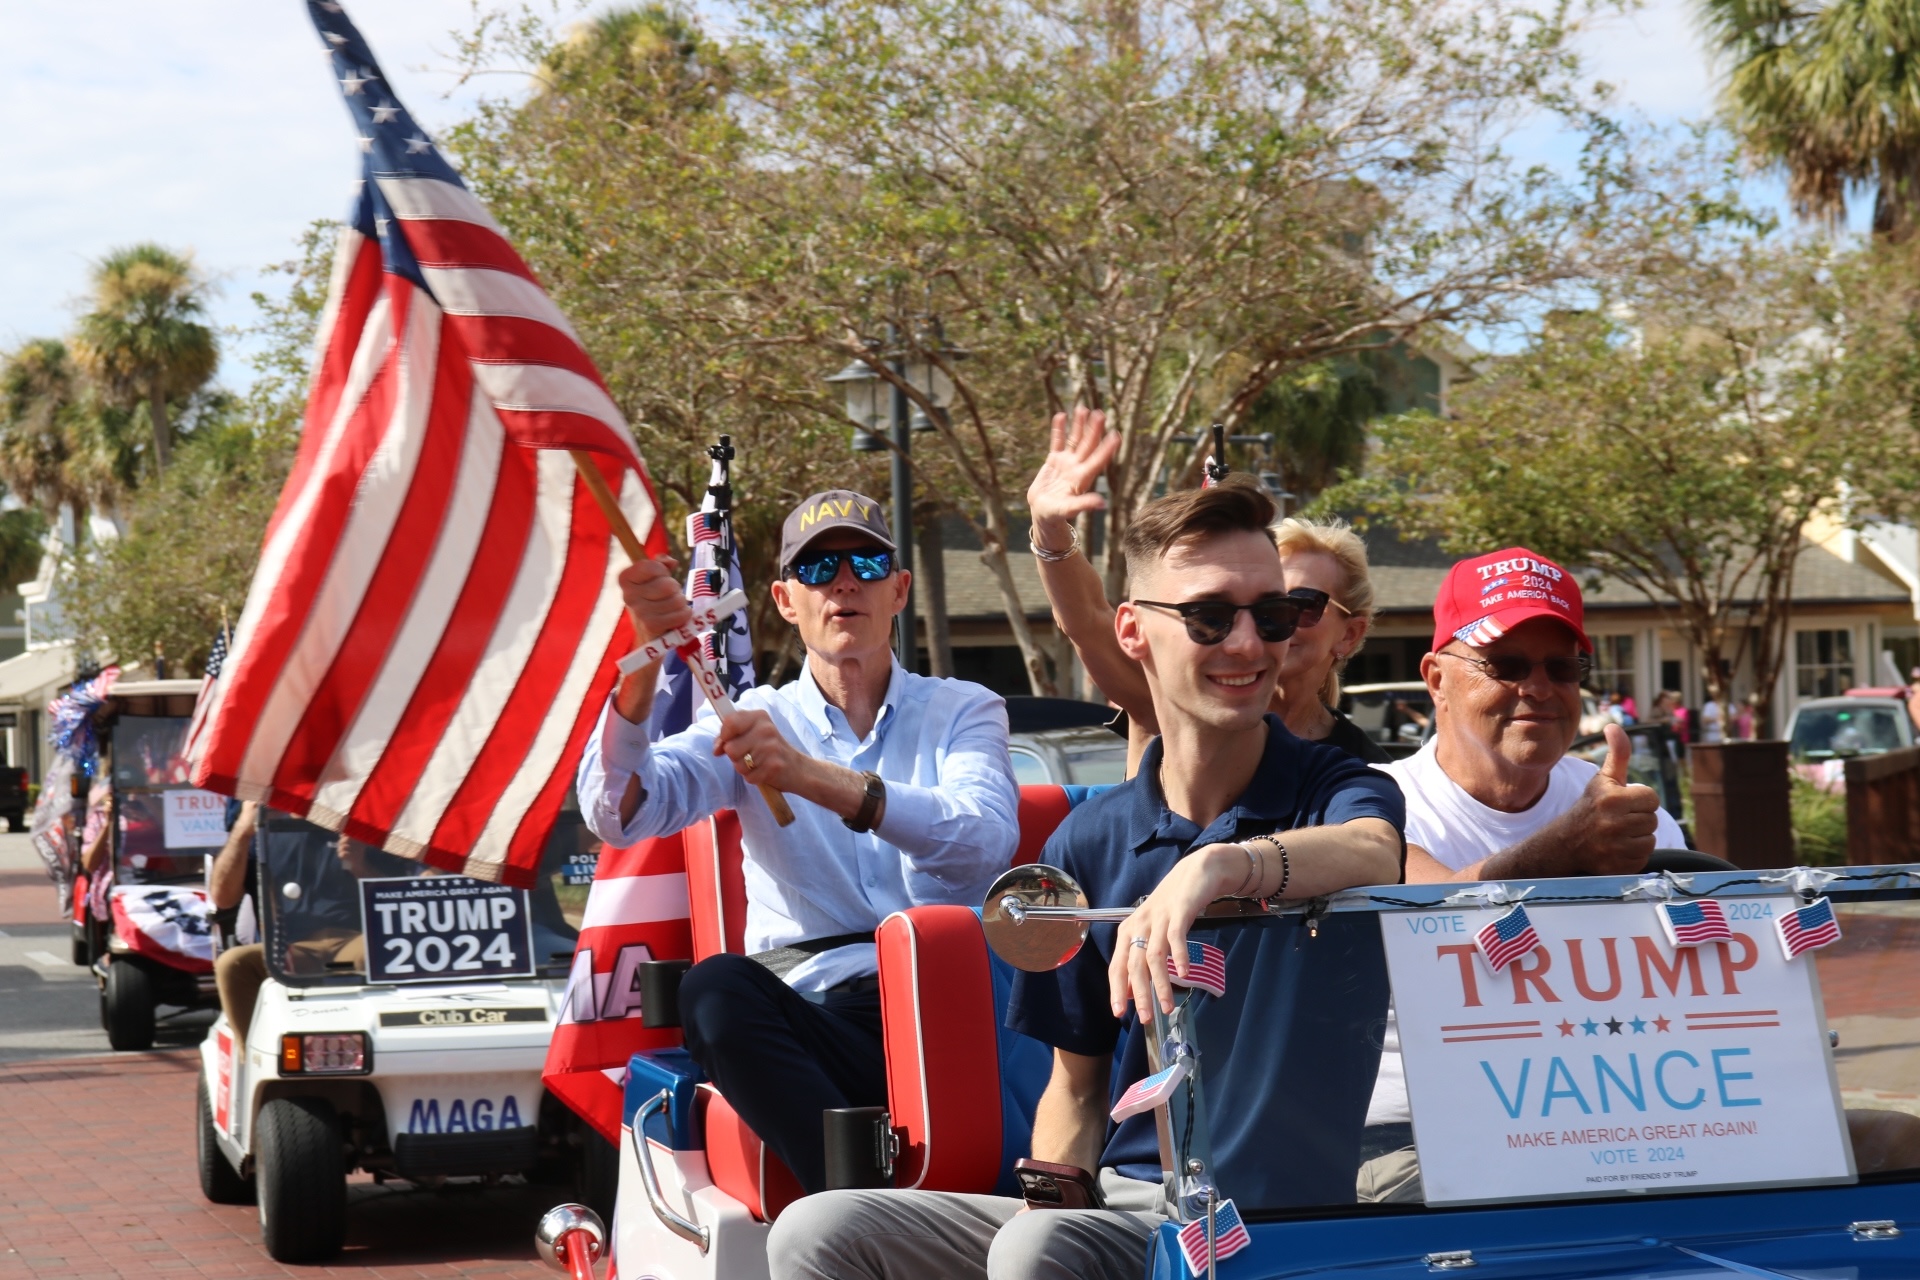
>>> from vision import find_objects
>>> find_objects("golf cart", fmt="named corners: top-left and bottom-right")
top-left (73, 678), bottom-right (227, 1050)
top-left (194, 800), bottom-right (614, 1264)
top-left (567, 780), bottom-right (1920, 1280)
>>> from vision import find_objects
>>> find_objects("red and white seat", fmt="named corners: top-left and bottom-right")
top-left (617, 785), bottom-right (1086, 1277)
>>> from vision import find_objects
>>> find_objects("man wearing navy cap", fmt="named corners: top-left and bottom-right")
top-left (578, 488), bottom-right (1019, 1195)
top-left (771, 477), bottom-right (1404, 1279)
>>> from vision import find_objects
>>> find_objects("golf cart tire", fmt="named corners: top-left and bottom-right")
top-left (103, 958), bottom-right (155, 1051)
top-left (256, 1097), bottom-right (347, 1263)
top-left (196, 1078), bottom-right (254, 1205)
top-left (574, 1122), bottom-right (619, 1223)
top-left (5, 812), bottom-right (20, 833)
top-left (70, 924), bottom-right (87, 967)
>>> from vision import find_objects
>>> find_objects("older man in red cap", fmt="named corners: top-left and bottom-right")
top-left (1357, 546), bottom-right (1685, 1201)
top-left (1388, 547), bottom-right (1683, 883)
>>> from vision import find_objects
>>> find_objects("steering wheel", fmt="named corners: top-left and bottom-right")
top-left (1645, 848), bottom-right (1738, 874)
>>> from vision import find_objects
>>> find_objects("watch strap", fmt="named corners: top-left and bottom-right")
top-left (843, 770), bottom-right (886, 833)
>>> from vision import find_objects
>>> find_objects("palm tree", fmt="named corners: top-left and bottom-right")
top-left (1697, 0), bottom-right (1920, 239)
top-left (70, 244), bottom-right (218, 474)
top-left (0, 338), bottom-right (124, 539)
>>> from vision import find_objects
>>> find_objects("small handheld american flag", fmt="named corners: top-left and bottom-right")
top-left (1171, 940), bottom-right (1227, 998)
top-left (1110, 1059), bottom-right (1189, 1123)
top-left (1777, 897), bottom-right (1842, 960)
top-left (1176, 1198), bottom-right (1251, 1275)
top-left (1658, 899), bottom-right (1733, 948)
top-left (1475, 903), bottom-right (1541, 972)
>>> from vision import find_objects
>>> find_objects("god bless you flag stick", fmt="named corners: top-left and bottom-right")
top-left (189, 0), bottom-right (790, 886)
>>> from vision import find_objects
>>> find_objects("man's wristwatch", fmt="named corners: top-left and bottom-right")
top-left (844, 770), bottom-right (887, 833)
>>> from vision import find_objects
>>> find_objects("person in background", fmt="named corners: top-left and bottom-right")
top-left (1907, 668), bottom-right (1920, 733)
top-left (1700, 691), bottom-right (1726, 744)
top-left (1733, 692), bottom-right (1757, 741)
top-left (1026, 405), bottom-right (1387, 770)
top-left (208, 802), bottom-right (264, 1042)
top-left (1616, 687), bottom-right (1638, 723)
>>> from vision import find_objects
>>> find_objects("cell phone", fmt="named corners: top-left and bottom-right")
top-left (1014, 1158), bottom-right (1104, 1210)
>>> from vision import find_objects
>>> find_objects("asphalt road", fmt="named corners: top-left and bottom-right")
top-left (0, 831), bottom-right (213, 1063)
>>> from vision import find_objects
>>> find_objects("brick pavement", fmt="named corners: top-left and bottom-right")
top-left (0, 1052), bottom-right (555, 1280)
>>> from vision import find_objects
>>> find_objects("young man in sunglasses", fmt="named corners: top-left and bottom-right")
top-left (577, 489), bottom-right (1020, 1195)
top-left (1356, 546), bottom-right (1685, 1202)
top-left (770, 478), bottom-right (1404, 1280)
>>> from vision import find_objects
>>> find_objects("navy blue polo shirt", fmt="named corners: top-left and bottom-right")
top-left (1007, 715), bottom-right (1403, 1208)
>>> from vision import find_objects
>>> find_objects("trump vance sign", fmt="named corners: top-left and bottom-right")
top-left (1382, 898), bottom-right (1855, 1205)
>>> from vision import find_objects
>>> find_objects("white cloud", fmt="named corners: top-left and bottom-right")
top-left (0, 2), bottom-right (528, 378)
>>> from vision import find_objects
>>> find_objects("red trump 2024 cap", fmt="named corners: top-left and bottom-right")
top-left (1431, 547), bottom-right (1591, 653)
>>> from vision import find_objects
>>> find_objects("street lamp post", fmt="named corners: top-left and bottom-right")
top-left (825, 321), bottom-right (962, 670)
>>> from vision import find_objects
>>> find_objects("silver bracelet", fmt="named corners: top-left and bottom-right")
top-left (1030, 522), bottom-right (1081, 563)
top-left (1233, 842), bottom-right (1263, 897)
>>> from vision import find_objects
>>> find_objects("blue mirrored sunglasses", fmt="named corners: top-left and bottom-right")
top-left (785, 547), bottom-right (894, 586)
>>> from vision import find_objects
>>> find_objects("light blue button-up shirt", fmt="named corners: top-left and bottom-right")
top-left (578, 660), bottom-right (1021, 991)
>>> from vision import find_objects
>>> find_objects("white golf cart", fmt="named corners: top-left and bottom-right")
top-left (194, 803), bottom-right (615, 1263)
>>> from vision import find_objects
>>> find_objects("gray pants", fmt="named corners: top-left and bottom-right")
top-left (768, 1169), bottom-right (1165, 1280)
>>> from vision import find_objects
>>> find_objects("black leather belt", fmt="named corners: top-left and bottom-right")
top-left (750, 931), bottom-right (876, 979)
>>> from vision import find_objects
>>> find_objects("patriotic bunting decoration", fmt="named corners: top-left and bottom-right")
top-left (109, 885), bottom-right (215, 975)
top-left (1111, 1059), bottom-right (1190, 1123)
top-left (1658, 899), bottom-right (1734, 949)
top-left (50, 666), bottom-right (120, 774)
top-left (1171, 940), bottom-right (1228, 998)
top-left (1777, 897), bottom-right (1842, 960)
top-left (1176, 1199), bottom-right (1252, 1275)
top-left (1475, 903), bottom-right (1541, 972)
top-left (187, 0), bottom-right (670, 887)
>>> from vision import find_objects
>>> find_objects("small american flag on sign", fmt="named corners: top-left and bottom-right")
top-left (1171, 940), bottom-right (1227, 998)
top-left (1476, 903), bottom-right (1541, 972)
top-left (1110, 1059), bottom-right (1189, 1123)
top-left (1176, 1199), bottom-right (1251, 1275)
top-left (689, 510), bottom-right (723, 544)
top-left (1777, 897), bottom-right (1841, 959)
top-left (1659, 899), bottom-right (1733, 948)
top-left (689, 568), bottom-right (721, 600)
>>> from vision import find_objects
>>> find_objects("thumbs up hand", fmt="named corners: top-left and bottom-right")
top-left (1562, 723), bottom-right (1659, 874)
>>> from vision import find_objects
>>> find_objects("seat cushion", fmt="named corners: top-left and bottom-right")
top-left (1015, 785), bottom-right (1073, 866)
top-left (699, 1085), bottom-right (803, 1222)
top-left (877, 905), bottom-right (1005, 1191)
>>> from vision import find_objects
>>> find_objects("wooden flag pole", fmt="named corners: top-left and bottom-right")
top-left (570, 451), bottom-right (797, 827)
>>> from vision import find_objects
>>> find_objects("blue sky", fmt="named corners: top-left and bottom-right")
top-left (0, 0), bottom-right (1801, 390)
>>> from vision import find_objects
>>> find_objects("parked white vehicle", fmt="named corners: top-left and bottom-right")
top-left (194, 808), bottom-right (614, 1263)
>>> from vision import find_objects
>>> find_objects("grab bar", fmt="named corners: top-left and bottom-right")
top-left (628, 1090), bottom-right (712, 1254)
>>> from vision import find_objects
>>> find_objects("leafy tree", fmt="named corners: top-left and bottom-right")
top-left (1330, 235), bottom-right (1920, 734)
top-left (71, 243), bottom-right (219, 475)
top-left (453, 0), bottom-right (1675, 693)
top-left (1698, 0), bottom-right (1920, 238)
top-left (58, 231), bottom-right (329, 673)
top-left (0, 338), bottom-right (121, 541)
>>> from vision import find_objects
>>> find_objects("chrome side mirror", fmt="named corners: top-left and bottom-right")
top-left (535, 1203), bottom-right (606, 1277)
top-left (983, 863), bottom-right (1130, 971)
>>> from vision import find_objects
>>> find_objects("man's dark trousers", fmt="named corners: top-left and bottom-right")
top-left (678, 953), bottom-right (887, 1195)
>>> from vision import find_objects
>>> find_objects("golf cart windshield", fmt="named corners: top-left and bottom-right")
top-left (1139, 867), bottom-right (1920, 1224)
top-left (258, 797), bottom-right (595, 987)
top-left (109, 713), bottom-right (207, 887)
top-left (1791, 705), bottom-right (1909, 759)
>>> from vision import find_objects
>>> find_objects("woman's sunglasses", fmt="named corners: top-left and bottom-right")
top-left (1286, 586), bottom-right (1331, 627)
top-left (1131, 596), bottom-right (1305, 645)
top-left (783, 547), bottom-right (894, 587)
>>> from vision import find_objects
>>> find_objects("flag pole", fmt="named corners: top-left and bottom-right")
top-left (569, 451), bottom-right (798, 826)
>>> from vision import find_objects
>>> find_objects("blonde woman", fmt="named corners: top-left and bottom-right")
top-left (1027, 406), bottom-right (1386, 769)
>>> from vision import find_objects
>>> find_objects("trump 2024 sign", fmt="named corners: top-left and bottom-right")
top-left (1383, 899), bottom-right (1854, 1205)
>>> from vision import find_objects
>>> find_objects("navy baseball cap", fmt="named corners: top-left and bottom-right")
top-left (779, 490), bottom-right (896, 570)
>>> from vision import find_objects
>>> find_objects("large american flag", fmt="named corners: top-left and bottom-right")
top-left (188, 0), bottom-right (667, 887)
